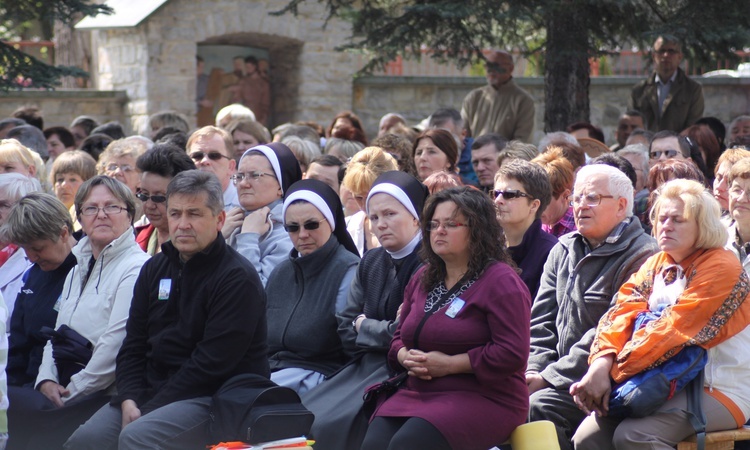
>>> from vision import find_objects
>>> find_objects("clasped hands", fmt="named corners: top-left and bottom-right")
top-left (569, 355), bottom-right (615, 417)
top-left (398, 348), bottom-right (454, 381)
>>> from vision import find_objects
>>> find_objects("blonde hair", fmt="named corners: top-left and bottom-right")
top-left (51, 150), bottom-right (97, 183)
top-left (0, 139), bottom-right (35, 169)
top-left (186, 126), bottom-right (234, 158)
top-left (97, 139), bottom-right (148, 174)
top-left (651, 178), bottom-right (727, 249)
top-left (342, 146), bottom-right (398, 196)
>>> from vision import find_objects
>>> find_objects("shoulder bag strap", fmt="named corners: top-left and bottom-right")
top-left (412, 273), bottom-right (471, 350)
top-left (686, 368), bottom-right (706, 450)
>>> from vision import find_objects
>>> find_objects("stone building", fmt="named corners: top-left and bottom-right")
top-left (75, 0), bottom-right (360, 134)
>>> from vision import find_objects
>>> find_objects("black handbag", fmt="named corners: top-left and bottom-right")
top-left (40, 324), bottom-right (93, 386)
top-left (209, 373), bottom-right (314, 444)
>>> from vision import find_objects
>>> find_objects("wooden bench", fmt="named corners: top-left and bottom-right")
top-left (677, 426), bottom-right (750, 450)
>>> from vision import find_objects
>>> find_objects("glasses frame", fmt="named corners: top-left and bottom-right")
top-left (569, 193), bottom-right (615, 208)
top-left (80, 205), bottom-right (127, 217)
top-left (104, 163), bottom-right (135, 173)
top-left (426, 220), bottom-right (470, 232)
top-left (231, 171), bottom-right (277, 185)
top-left (650, 149), bottom-right (681, 159)
top-left (491, 189), bottom-right (534, 201)
top-left (283, 219), bottom-right (326, 233)
top-left (189, 151), bottom-right (231, 162)
top-left (136, 192), bottom-right (167, 203)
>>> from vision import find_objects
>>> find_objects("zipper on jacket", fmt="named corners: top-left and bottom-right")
top-left (280, 261), bottom-right (305, 350)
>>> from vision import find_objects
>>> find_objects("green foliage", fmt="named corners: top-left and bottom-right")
top-left (0, 0), bottom-right (111, 91)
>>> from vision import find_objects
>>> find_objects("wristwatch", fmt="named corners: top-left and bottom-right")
top-left (352, 314), bottom-right (366, 332)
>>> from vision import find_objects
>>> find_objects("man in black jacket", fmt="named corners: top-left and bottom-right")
top-left (65, 170), bottom-right (270, 449)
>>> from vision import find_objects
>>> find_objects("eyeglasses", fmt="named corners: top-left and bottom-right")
top-left (491, 189), bottom-right (533, 200)
top-left (569, 193), bottom-right (615, 207)
top-left (189, 151), bottom-right (230, 162)
top-left (231, 171), bottom-right (276, 185)
top-left (654, 48), bottom-right (679, 56)
top-left (80, 205), bottom-right (127, 216)
top-left (729, 187), bottom-right (750, 200)
top-left (650, 149), bottom-right (681, 159)
top-left (284, 219), bottom-right (326, 233)
top-left (426, 220), bottom-right (469, 232)
top-left (105, 164), bottom-right (135, 173)
top-left (136, 192), bottom-right (167, 203)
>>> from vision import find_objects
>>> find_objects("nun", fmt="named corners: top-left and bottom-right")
top-left (301, 171), bottom-right (428, 450)
top-left (265, 179), bottom-right (361, 395)
top-left (224, 142), bottom-right (303, 285)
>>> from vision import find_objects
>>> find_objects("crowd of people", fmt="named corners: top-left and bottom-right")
top-left (0, 33), bottom-right (749, 450)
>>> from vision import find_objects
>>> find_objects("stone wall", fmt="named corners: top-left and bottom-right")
top-left (353, 76), bottom-right (750, 145)
top-left (89, 0), bottom-right (359, 134)
top-left (0, 90), bottom-right (128, 130)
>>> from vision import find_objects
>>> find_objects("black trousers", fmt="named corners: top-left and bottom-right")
top-left (361, 416), bottom-right (452, 450)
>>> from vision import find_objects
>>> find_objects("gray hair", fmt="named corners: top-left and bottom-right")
top-left (0, 192), bottom-right (73, 245)
top-left (0, 173), bottom-right (41, 202)
top-left (575, 164), bottom-right (634, 217)
top-left (6, 125), bottom-right (48, 160)
top-left (617, 143), bottom-right (650, 175)
top-left (324, 137), bottom-right (365, 160)
top-left (166, 170), bottom-right (224, 216)
top-left (282, 135), bottom-right (322, 170)
top-left (538, 131), bottom-right (579, 153)
top-left (74, 175), bottom-right (136, 224)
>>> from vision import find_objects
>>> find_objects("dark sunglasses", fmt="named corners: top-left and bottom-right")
top-left (189, 151), bottom-right (230, 161)
top-left (491, 189), bottom-right (533, 200)
top-left (283, 219), bottom-right (326, 233)
top-left (136, 192), bottom-right (167, 203)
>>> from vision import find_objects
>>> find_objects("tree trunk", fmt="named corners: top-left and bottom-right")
top-left (53, 16), bottom-right (91, 88)
top-left (544, 3), bottom-right (590, 132)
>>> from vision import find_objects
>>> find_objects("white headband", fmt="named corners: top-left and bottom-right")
top-left (366, 183), bottom-right (419, 220)
top-left (241, 145), bottom-right (283, 193)
top-left (283, 190), bottom-right (335, 232)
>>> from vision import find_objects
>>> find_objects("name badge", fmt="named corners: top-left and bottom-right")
top-left (445, 298), bottom-right (465, 318)
top-left (53, 294), bottom-right (62, 312)
top-left (158, 279), bottom-right (171, 300)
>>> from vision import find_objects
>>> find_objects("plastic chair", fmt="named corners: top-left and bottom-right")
top-left (509, 420), bottom-right (561, 450)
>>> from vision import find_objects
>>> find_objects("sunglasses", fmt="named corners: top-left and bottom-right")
top-left (283, 219), bottom-right (326, 233)
top-left (136, 192), bottom-right (167, 203)
top-left (650, 149), bottom-right (680, 159)
top-left (189, 151), bottom-right (230, 161)
top-left (491, 189), bottom-right (533, 200)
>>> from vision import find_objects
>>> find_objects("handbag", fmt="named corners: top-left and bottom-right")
top-left (40, 324), bottom-right (94, 386)
top-left (361, 273), bottom-right (472, 417)
top-left (608, 309), bottom-right (708, 418)
top-left (209, 373), bottom-right (314, 444)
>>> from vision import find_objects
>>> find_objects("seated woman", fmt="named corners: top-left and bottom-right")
top-left (265, 179), bottom-right (360, 394)
top-left (714, 147), bottom-right (750, 224)
top-left (572, 179), bottom-right (750, 450)
top-left (493, 159), bottom-right (557, 298)
top-left (0, 173), bottom-right (41, 320)
top-left (7, 176), bottom-right (150, 450)
top-left (1, 193), bottom-right (78, 388)
top-left (727, 157), bottom-right (750, 271)
top-left (342, 147), bottom-right (399, 255)
top-left (224, 143), bottom-right (303, 285)
top-left (134, 144), bottom-right (196, 255)
top-left (362, 187), bottom-right (531, 450)
top-left (412, 129), bottom-right (458, 182)
top-left (98, 138), bottom-right (149, 221)
top-left (302, 170), bottom-right (427, 450)
top-left (50, 150), bottom-right (97, 230)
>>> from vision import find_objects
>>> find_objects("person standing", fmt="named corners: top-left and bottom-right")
top-left (630, 35), bottom-right (704, 132)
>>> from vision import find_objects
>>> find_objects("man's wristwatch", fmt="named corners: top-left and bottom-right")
top-left (352, 314), bottom-right (366, 332)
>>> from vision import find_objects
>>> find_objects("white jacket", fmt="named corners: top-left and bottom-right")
top-left (0, 247), bottom-right (31, 322)
top-left (35, 228), bottom-right (149, 403)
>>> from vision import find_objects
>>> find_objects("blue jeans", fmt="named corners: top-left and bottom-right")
top-left (64, 397), bottom-right (212, 450)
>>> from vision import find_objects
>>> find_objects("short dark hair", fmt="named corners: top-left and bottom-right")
top-left (137, 144), bottom-right (196, 178)
top-left (6, 125), bottom-right (48, 159)
top-left (167, 170), bottom-right (224, 216)
top-left (70, 116), bottom-right (99, 136)
top-left (496, 159), bottom-right (552, 220)
top-left (80, 133), bottom-right (114, 161)
top-left (244, 55), bottom-right (259, 66)
top-left (0, 118), bottom-right (25, 132)
top-left (12, 105), bottom-right (43, 130)
top-left (471, 133), bottom-right (508, 152)
top-left (419, 187), bottom-right (513, 289)
top-left (91, 122), bottom-right (126, 140)
top-left (566, 122), bottom-right (605, 143)
top-left (310, 154), bottom-right (346, 183)
top-left (624, 110), bottom-right (645, 120)
top-left (591, 153), bottom-right (637, 190)
top-left (650, 130), bottom-right (691, 158)
top-left (413, 129), bottom-right (458, 172)
top-left (44, 127), bottom-right (75, 148)
top-left (428, 108), bottom-right (463, 129)
top-left (694, 116), bottom-right (727, 148)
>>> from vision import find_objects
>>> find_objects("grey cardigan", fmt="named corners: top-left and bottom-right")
top-left (527, 218), bottom-right (659, 389)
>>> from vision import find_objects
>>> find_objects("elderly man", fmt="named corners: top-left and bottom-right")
top-left (187, 126), bottom-right (238, 211)
top-left (377, 113), bottom-right (406, 137)
top-left (648, 130), bottom-right (691, 167)
top-left (461, 50), bottom-right (535, 143)
top-left (610, 110), bottom-right (646, 151)
top-left (471, 133), bottom-right (508, 189)
top-left (630, 35), bottom-right (704, 132)
top-left (729, 115), bottom-right (750, 146)
top-left (65, 170), bottom-right (269, 449)
top-left (526, 164), bottom-right (658, 450)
